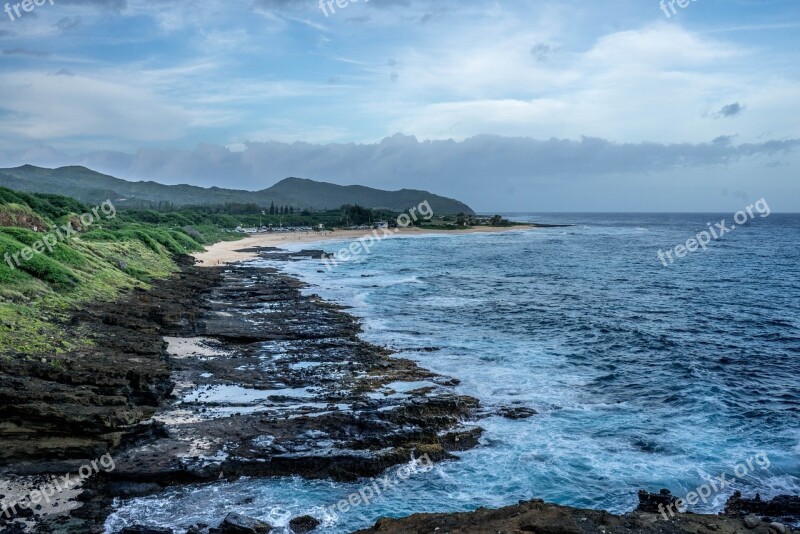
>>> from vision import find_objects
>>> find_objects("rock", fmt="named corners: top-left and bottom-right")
top-left (77, 489), bottom-right (99, 501)
top-left (636, 489), bottom-right (679, 514)
top-left (119, 527), bottom-right (173, 534)
top-left (769, 522), bottom-right (786, 533)
top-left (15, 507), bottom-right (35, 518)
top-left (725, 492), bottom-right (800, 524)
top-left (743, 514), bottom-right (761, 529)
top-left (117, 260), bottom-right (128, 271)
top-left (219, 512), bottom-right (272, 533)
top-left (108, 482), bottom-right (163, 498)
top-left (498, 406), bottom-right (538, 419)
top-left (518, 515), bottom-right (582, 533)
top-left (289, 515), bottom-right (320, 533)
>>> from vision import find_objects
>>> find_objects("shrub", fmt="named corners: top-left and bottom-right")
top-left (0, 227), bottom-right (41, 246)
top-left (16, 252), bottom-right (79, 290)
top-left (81, 229), bottom-right (117, 241)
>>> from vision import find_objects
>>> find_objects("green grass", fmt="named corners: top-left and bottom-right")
top-left (0, 218), bottom-right (187, 358)
top-left (0, 188), bottom-right (261, 358)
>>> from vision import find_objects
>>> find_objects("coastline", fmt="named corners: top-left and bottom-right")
top-left (192, 225), bottom-right (533, 266)
top-left (2, 249), bottom-right (485, 532)
top-left (2, 245), bottom-right (798, 533)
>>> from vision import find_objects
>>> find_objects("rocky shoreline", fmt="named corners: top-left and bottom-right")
top-left (1, 249), bottom-right (485, 532)
top-left (1, 248), bottom-right (798, 533)
top-left (354, 492), bottom-right (800, 534)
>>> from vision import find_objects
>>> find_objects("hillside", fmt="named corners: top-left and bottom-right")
top-left (0, 165), bottom-right (475, 214)
top-left (0, 186), bottom-right (245, 354)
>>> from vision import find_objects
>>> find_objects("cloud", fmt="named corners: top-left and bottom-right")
top-left (1, 133), bottom-right (797, 211)
top-left (714, 102), bottom-right (745, 118)
top-left (530, 43), bottom-right (552, 62)
top-left (2, 48), bottom-right (49, 57)
top-left (56, 0), bottom-right (126, 12)
top-left (0, 0), bottom-right (797, 211)
top-left (55, 16), bottom-right (82, 31)
top-left (0, 71), bottom-right (192, 146)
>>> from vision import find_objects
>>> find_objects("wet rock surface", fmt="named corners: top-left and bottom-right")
top-left (288, 515), bottom-right (320, 533)
top-left (636, 488), bottom-right (680, 514)
top-left (0, 255), bottom-right (207, 473)
top-left (354, 497), bottom-right (799, 534)
top-left (111, 262), bottom-right (482, 486)
top-left (1, 251), bottom-right (482, 532)
top-left (725, 491), bottom-right (800, 525)
top-left (216, 512), bottom-right (272, 533)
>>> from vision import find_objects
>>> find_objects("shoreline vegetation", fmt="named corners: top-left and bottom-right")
top-left (0, 183), bottom-right (523, 358)
top-left (1, 186), bottom-right (798, 533)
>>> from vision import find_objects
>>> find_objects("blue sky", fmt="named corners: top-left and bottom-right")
top-left (0, 0), bottom-right (799, 211)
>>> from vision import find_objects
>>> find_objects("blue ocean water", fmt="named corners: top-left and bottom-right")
top-left (106, 213), bottom-right (800, 533)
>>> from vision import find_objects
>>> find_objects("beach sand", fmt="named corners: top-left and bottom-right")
top-left (192, 226), bottom-right (532, 266)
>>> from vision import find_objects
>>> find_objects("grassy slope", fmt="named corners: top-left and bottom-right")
top-left (0, 187), bottom-right (242, 358)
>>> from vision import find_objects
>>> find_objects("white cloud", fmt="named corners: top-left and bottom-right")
top-left (0, 71), bottom-right (191, 147)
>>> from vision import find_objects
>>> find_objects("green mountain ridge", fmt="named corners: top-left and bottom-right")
top-left (0, 165), bottom-right (474, 214)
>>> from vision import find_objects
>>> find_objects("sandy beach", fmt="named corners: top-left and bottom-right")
top-left (193, 225), bottom-right (532, 266)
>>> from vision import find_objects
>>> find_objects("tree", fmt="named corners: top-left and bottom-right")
top-left (341, 204), bottom-right (373, 226)
top-left (269, 201), bottom-right (275, 215)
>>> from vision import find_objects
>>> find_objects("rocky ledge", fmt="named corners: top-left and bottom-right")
top-left (109, 259), bottom-right (482, 487)
top-left (354, 493), bottom-right (800, 534)
top-left (1, 250), bottom-right (483, 532)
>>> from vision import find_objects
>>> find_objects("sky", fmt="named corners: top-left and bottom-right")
top-left (0, 0), bottom-right (799, 212)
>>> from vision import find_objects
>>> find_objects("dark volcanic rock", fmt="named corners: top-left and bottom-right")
top-left (0, 251), bottom-right (482, 532)
top-left (218, 512), bottom-right (272, 533)
top-left (288, 514), bottom-right (320, 533)
top-left (725, 491), bottom-right (800, 523)
top-left (0, 255), bottom-right (214, 470)
top-left (497, 406), bottom-right (538, 419)
top-left (354, 498), bottom-right (794, 534)
top-left (111, 264), bottom-right (482, 484)
top-left (108, 481), bottom-right (164, 498)
top-left (119, 526), bottom-right (173, 534)
top-left (637, 488), bottom-right (680, 513)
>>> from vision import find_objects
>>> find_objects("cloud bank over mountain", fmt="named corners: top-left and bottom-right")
top-left (2, 134), bottom-right (797, 212)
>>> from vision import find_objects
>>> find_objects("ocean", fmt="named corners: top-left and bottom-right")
top-left (106, 213), bottom-right (800, 533)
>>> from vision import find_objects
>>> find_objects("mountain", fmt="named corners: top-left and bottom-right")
top-left (0, 165), bottom-right (474, 214)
